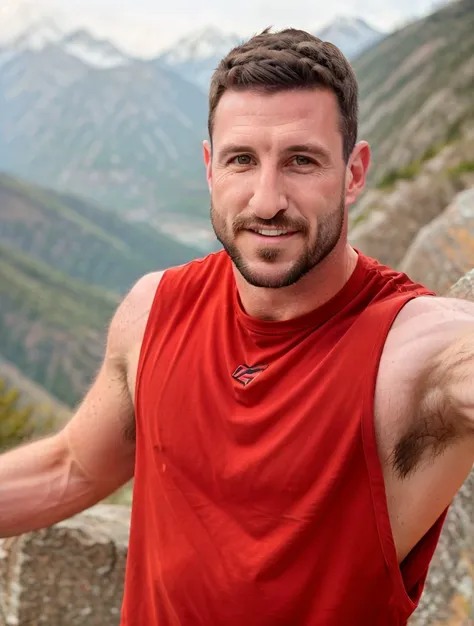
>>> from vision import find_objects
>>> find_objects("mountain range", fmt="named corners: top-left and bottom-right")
top-left (0, 30), bottom-right (213, 248)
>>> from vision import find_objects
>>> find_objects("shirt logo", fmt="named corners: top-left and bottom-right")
top-left (232, 364), bottom-right (268, 386)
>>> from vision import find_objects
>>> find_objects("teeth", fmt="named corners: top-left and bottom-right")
top-left (255, 229), bottom-right (289, 236)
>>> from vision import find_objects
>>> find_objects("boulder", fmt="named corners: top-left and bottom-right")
top-left (349, 136), bottom-right (474, 268)
top-left (409, 269), bottom-right (474, 626)
top-left (400, 188), bottom-right (474, 294)
top-left (0, 505), bottom-right (130, 626)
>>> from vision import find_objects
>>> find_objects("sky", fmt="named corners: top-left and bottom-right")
top-left (2, 0), bottom-right (447, 57)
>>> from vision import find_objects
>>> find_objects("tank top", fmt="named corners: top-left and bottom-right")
top-left (120, 249), bottom-right (448, 626)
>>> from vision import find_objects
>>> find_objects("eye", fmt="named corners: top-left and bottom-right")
top-left (293, 155), bottom-right (312, 166)
top-left (232, 154), bottom-right (253, 166)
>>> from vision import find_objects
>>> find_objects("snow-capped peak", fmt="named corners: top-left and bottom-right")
top-left (12, 17), bottom-right (64, 51)
top-left (317, 16), bottom-right (381, 40)
top-left (161, 25), bottom-right (242, 65)
top-left (1, 19), bottom-right (132, 70)
top-left (314, 16), bottom-right (383, 58)
top-left (61, 29), bottom-right (131, 69)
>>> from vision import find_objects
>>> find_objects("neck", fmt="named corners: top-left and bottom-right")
top-left (233, 243), bottom-right (359, 322)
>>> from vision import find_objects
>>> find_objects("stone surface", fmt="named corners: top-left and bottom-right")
top-left (349, 136), bottom-right (474, 269)
top-left (400, 188), bottom-right (474, 294)
top-left (0, 505), bottom-right (130, 626)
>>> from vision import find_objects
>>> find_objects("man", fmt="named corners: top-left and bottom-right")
top-left (1, 28), bottom-right (473, 626)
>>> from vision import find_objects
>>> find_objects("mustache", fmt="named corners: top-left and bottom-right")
top-left (232, 215), bottom-right (309, 233)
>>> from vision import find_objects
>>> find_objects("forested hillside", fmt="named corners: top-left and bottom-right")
top-left (354, 0), bottom-right (474, 187)
top-left (0, 242), bottom-right (117, 405)
top-left (0, 173), bottom-right (202, 294)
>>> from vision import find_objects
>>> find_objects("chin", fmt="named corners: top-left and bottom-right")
top-left (236, 259), bottom-right (307, 289)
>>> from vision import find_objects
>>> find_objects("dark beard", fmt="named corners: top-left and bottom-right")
top-left (210, 192), bottom-right (345, 289)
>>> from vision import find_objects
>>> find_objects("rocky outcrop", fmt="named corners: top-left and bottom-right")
top-left (349, 136), bottom-right (474, 269)
top-left (354, 0), bottom-right (474, 187)
top-left (0, 505), bottom-right (129, 626)
top-left (400, 188), bottom-right (474, 294)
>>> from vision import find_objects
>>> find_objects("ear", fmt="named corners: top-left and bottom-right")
top-left (344, 141), bottom-right (371, 207)
top-left (203, 140), bottom-right (212, 192)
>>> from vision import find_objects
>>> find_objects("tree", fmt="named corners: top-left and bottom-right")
top-left (0, 378), bottom-right (56, 452)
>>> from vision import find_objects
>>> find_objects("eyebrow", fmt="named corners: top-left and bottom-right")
top-left (216, 142), bottom-right (331, 162)
top-left (216, 144), bottom-right (254, 162)
top-left (284, 143), bottom-right (331, 160)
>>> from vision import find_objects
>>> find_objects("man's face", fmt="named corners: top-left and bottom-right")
top-left (204, 88), bottom-right (353, 289)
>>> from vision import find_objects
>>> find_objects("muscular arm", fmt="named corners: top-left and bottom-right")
top-left (377, 296), bottom-right (474, 476)
top-left (0, 272), bottom-right (162, 538)
top-left (416, 325), bottom-right (474, 439)
top-left (375, 295), bottom-right (474, 561)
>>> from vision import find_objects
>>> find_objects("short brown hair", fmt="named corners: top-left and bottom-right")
top-left (208, 28), bottom-right (359, 163)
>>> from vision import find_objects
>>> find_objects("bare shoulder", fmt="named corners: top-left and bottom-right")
top-left (383, 295), bottom-right (474, 361)
top-left (391, 294), bottom-right (474, 324)
top-left (108, 271), bottom-right (165, 359)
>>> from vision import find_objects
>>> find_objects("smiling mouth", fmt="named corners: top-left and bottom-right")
top-left (247, 228), bottom-right (297, 238)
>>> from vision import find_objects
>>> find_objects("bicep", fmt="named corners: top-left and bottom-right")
top-left (60, 291), bottom-right (141, 491)
top-left (59, 271), bottom-right (162, 492)
top-left (62, 355), bottom-right (136, 490)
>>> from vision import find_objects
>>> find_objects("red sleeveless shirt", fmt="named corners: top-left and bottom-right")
top-left (120, 250), bottom-right (447, 626)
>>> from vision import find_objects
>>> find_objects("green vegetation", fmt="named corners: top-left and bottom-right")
top-left (0, 242), bottom-right (117, 331)
top-left (0, 242), bottom-right (116, 406)
top-left (376, 162), bottom-right (423, 190)
top-left (447, 160), bottom-right (474, 178)
top-left (375, 119), bottom-right (470, 190)
top-left (354, 0), bottom-right (474, 185)
top-left (0, 171), bottom-right (203, 409)
top-left (0, 378), bottom-right (57, 453)
top-left (0, 173), bottom-right (202, 295)
top-left (351, 205), bottom-right (377, 229)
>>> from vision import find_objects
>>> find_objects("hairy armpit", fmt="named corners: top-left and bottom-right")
top-left (391, 409), bottom-right (460, 480)
top-left (391, 369), bottom-right (460, 480)
top-left (378, 296), bottom-right (474, 481)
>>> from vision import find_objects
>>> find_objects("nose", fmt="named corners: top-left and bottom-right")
top-left (249, 167), bottom-right (289, 219)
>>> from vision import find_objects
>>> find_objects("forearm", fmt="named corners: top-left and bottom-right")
top-left (0, 432), bottom-right (103, 538)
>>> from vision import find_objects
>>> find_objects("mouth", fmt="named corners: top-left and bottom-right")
top-left (245, 228), bottom-right (298, 240)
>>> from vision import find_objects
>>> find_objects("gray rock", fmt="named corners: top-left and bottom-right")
top-left (400, 188), bottom-right (474, 294)
top-left (349, 137), bottom-right (474, 269)
top-left (0, 505), bottom-right (130, 626)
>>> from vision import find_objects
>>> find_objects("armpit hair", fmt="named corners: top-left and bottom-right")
top-left (390, 385), bottom-right (459, 480)
top-left (111, 355), bottom-right (137, 445)
top-left (391, 412), bottom-right (459, 480)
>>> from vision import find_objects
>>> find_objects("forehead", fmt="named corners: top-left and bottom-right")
top-left (211, 88), bottom-right (341, 150)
